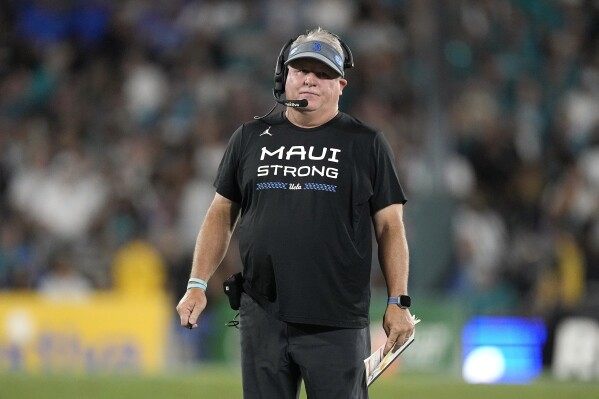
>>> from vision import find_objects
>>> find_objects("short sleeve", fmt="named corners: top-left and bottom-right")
top-left (369, 131), bottom-right (407, 214)
top-left (213, 125), bottom-right (244, 203)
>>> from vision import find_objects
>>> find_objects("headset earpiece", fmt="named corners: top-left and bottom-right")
top-left (329, 31), bottom-right (354, 70)
top-left (273, 39), bottom-right (294, 100)
top-left (340, 40), bottom-right (354, 69)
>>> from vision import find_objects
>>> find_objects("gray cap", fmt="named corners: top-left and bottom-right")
top-left (285, 41), bottom-right (345, 77)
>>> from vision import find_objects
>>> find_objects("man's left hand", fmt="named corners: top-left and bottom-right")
top-left (382, 305), bottom-right (415, 355)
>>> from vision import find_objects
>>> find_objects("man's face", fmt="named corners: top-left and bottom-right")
top-left (285, 58), bottom-right (347, 112)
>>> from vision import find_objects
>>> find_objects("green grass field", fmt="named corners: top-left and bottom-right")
top-left (1, 366), bottom-right (599, 399)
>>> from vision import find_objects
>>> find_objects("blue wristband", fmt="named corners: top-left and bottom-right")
top-left (187, 278), bottom-right (207, 290)
top-left (187, 283), bottom-right (207, 290)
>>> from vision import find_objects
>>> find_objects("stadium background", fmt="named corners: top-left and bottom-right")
top-left (1, 0), bottom-right (599, 396)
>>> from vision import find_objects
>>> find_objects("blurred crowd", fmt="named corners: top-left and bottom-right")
top-left (1, 0), bottom-right (599, 342)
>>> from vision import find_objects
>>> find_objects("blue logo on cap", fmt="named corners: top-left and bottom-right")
top-left (334, 54), bottom-right (343, 67)
top-left (312, 42), bottom-right (322, 51)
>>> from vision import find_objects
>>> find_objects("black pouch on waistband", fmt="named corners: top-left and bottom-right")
top-left (223, 272), bottom-right (244, 310)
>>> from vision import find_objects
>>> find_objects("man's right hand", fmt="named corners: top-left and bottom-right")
top-left (176, 289), bottom-right (207, 329)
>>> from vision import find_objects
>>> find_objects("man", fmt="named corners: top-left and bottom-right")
top-left (177, 27), bottom-right (414, 399)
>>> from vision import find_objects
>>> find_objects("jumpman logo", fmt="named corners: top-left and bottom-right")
top-left (260, 127), bottom-right (273, 136)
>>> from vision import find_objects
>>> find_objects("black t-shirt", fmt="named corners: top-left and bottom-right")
top-left (214, 111), bottom-right (406, 328)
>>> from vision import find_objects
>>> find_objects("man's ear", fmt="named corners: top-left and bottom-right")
top-left (339, 78), bottom-right (347, 95)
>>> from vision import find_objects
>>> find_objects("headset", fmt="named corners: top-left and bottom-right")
top-left (255, 33), bottom-right (354, 119)
top-left (273, 35), bottom-right (354, 106)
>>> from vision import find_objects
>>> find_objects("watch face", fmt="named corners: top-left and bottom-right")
top-left (388, 295), bottom-right (411, 308)
top-left (400, 295), bottom-right (411, 308)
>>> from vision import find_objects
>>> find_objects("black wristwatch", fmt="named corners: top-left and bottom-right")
top-left (388, 295), bottom-right (411, 309)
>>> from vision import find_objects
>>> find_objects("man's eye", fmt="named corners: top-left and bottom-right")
top-left (293, 68), bottom-right (331, 79)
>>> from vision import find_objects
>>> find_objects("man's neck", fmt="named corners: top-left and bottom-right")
top-left (285, 108), bottom-right (339, 129)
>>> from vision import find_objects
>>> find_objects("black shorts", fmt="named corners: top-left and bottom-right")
top-left (239, 293), bottom-right (370, 399)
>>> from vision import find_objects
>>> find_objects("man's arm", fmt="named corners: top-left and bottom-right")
top-left (176, 193), bottom-right (240, 329)
top-left (373, 203), bottom-right (414, 355)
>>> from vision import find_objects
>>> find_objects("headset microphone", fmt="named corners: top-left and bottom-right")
top-left (254, 95), bottom-right (307, 120)
top-left (274, 94), bottom-right (308, 108)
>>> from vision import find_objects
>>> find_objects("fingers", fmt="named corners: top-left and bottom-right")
top-left (383, 335), bottom-right (398, 356)
top-left (382, 306), bottom-right (416, 355)
top-left (383, 333), bottom-right (405, 355)
top-left (176, 292), bottom-right (206, 330)
top-left (176, 301), bottom-right (193, 328)
top-left (188, 302), bottom-right (202, 328)
top-left (383, 331), bottom-right (412, 355)
top-left (186, 322), bottom-right (196, 330)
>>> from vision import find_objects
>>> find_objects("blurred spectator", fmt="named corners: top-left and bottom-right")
top-left (37, 246), bottom-right (93, 301)
top-left (449, 189), bottom-right (518, 315)
top-left (122, 50), bottom-right (167, 128)
top-left (9, 140), bottom-right (109, 242)
top-left (452, 190), bottom-right (508, 291)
